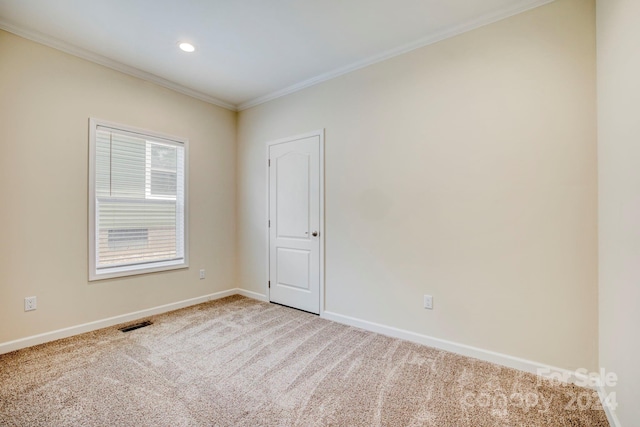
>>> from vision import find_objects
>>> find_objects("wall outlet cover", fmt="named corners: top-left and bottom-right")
top-left (25, 296), bottom-right (37, 311)
top-left (423, 295), bottom-right (433, 310)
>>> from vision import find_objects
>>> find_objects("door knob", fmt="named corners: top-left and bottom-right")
top-left (312, 231), bottom-right (318, 237)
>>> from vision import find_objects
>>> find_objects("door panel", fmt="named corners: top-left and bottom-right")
top-left (276, 248), bottom-right (310, 290)
top-left (269, 134), bottom-right (321, 314)
top-left (276, 152), bottom-right (310, 239)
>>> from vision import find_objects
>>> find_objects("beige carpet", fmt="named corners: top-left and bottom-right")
top-left (0, 296), bottom-right (609, 426)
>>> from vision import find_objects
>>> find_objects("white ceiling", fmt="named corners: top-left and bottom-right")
top-left (0, 0), bottom-right (553, 110)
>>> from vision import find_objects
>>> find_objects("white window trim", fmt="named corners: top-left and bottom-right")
top-left (88, 118), bottom-right (189, 281)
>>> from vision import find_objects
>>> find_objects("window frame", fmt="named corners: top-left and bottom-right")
top-left (88, 118), bottom-right (189, 281)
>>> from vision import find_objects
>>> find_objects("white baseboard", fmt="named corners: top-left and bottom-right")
top-left (322, 310), bottom-right (592, 386)
top-left (236, 288), bottom-right (268, 302)
top-left (0, 290), bottom-right (619, 426)
top-left (0, 289), bottom-right (237, 355)
top-left (596, 382), bottom-right (622, 427)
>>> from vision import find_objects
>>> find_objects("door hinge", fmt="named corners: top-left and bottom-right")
top-left (268, 159), bottom-right (271, 167)
top-left (268, 281), bottom-right (271, 288)
top-left (268, 219), bottom-right (271, 227)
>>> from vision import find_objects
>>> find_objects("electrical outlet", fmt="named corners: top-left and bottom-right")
top-left (423, 295), bottom-right (433, 310)
top-left (25, 296), bottom-right (37, 312)
top-left (199, 269), bottom-right (205, 280)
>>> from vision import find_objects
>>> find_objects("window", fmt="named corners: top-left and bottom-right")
top-left (89, 118), bottom-right (188, 280)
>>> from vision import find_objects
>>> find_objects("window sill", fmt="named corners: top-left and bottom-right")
top-left (89, 259), bottom-right (188, 281)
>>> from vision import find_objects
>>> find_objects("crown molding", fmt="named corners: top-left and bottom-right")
top-left (237, 0), bottom-right (555, 111)
top-left (1, 0), bottom-right (555, 113)
top-left (0, 20), bottom-right (237, 112)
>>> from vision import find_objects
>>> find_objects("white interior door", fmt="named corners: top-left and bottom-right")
top-left (268, 132), bottom-right (322, 314)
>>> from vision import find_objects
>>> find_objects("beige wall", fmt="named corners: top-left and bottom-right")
top-left (0, 0), bottom-right (602, 380)
top-left (238, 0), bottom-right (598, 371)
top-left (597, 0), bottom-right (640, 424)
top-left (0, 30), bottom-right (237, 343)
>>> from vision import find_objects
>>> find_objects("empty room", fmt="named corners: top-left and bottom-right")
top-left (0, 0), bottom-right (637, 425)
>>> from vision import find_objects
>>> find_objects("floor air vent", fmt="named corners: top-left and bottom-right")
top-left (119, 320), bottom-right (153, 333)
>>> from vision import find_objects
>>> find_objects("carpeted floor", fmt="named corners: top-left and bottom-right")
top-left (0, 296), bottom-right (609, 426)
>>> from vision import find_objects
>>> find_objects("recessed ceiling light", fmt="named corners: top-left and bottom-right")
top-left (179, 42), bottom-right (195, 53)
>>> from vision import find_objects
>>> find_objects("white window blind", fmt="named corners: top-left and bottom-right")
top-left (89, 119), bottom-right (188, 280)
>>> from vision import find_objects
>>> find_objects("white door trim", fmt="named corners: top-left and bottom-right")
top-left (265, 129), bottom-right (325, 315)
